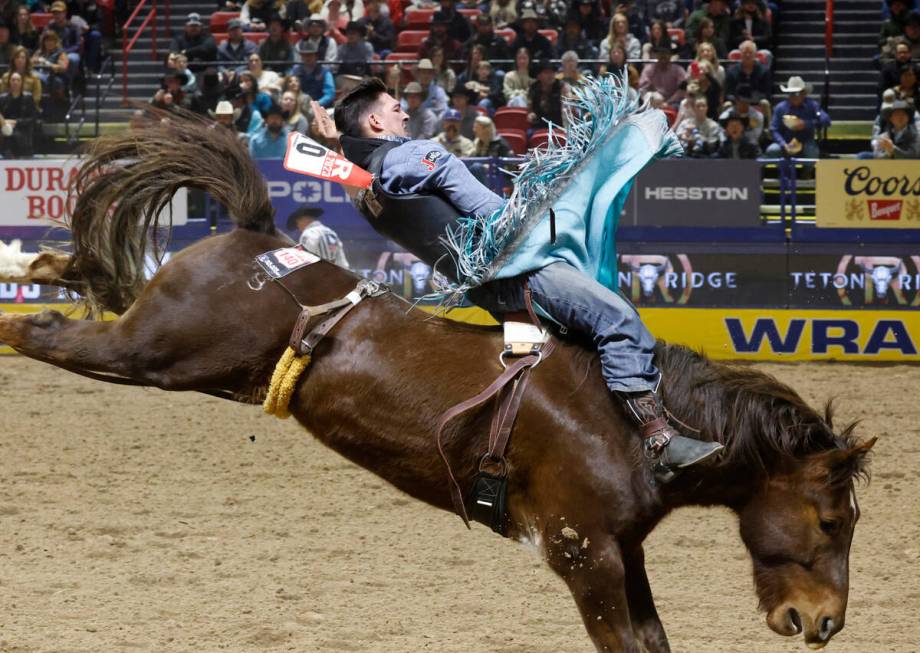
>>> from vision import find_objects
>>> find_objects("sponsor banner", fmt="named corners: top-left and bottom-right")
top-left (816, 160), bottom-right (920, 228)
top-left (788, 252), bottom-right (920, 308)
top-left (622, 159), bottom-right (762, 227)
top-left (0, 159), bottom-right (188, 228)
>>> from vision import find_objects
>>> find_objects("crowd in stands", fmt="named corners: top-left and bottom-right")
top-left (0, 0), bottom-right (103, 156)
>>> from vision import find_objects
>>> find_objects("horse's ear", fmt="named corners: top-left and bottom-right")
top-left (821, 437), bottom-right (877, 486)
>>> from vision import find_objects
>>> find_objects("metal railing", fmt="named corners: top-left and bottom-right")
top-left (122, 0), bottom-right (158, 106)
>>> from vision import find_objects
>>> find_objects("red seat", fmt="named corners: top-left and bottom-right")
top-left (214, 32), bottom-right (269, 46)
top-left (31, 12), bottom-right (52, 30)
top-left (499, 130), bottom-right (527, 155)
top-left (728, 48), bottom-right (769, 65)
top-left (493, 107), bottom-right (529, 132)
top-left (495, 28), bottom-right (515, 45)
top-left (538, 29), bottom-right (558, 47)
top-left (661, 106), bottom-right (677, 127)
top-left (405, 8), bottom-right (433, 28)
top-left (396, 29), bottom-right (429, 52)
top-left (528, 128), bottom-right (566, 150)
top-left (210, 11), bottom-right (240, 34)
top-left (667, 28), bottom-right (685, 46)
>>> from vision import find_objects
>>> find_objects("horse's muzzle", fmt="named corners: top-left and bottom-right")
top-left (767, 604), bottom-right (844, 650)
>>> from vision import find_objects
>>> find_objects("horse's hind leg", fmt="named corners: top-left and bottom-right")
top-left (623, 546), bottom-right (670, 653)
top-left (545, 529), bottom-right (641, 653)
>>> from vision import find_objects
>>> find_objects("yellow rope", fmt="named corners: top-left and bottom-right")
top-left (263, 346), bottom-right (311, 419)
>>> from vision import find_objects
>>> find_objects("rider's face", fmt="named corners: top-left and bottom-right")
top-left (367, 93), bottom-right (409, 138)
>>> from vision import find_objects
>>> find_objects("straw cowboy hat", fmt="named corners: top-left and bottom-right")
top-left (779, 76), bottom-right (812, 95)
top-left (209, 100), bottom-right (241, 120)
top-left (881, 98), bottom-right (916, 122)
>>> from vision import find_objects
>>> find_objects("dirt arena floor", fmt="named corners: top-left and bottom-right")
top-left (0, 356), bottom-right (917, 653)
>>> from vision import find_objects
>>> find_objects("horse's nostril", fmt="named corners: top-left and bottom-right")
top-left (819, 617), bottom-right (835, 640)
top-left (788, 608), bottom-right (803, 634)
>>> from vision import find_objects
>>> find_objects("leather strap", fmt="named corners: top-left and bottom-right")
top-left (295, 300), bottom-right (362, 356)
top-left (641, 416), bottom-right (670, 439)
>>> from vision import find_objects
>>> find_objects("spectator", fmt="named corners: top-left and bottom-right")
top-left (645, 0), bottom-right (685, 24)
top-left (528, 60), bottom-right (566, 127)
top-left (724, 39), bottom-right (770, 102)
top-left (434, 108), bottom-right (475, 156)
top-left (767, 76), bottom-right (831, 159)
top-left (882, 11), bottom-right (920, 61)
top-left (687, 59), bottom-right (722, 120)
top-left (687, 16), bottom-right (727, 58)
top-left (880, 40), bottom-right (913, 97)
top-left (729, 0), bottom-right (772, 52)
top-left (225, 84), bottom-right (263, 134)
top-left (282, 73), bottom-right (313, 115)
top-left (12, 7), bottom-right (39, 53)
top-left (297, 14), bottom-right (339, 64)
top-left (150, 71), bottom-right (194, 112)
top-left (641, 20), bottom-right (674, 59)
top-left (31, 30), bottom-right (70, 115)
top-left (471, 114), bottom-right (512, 156)
top-left (695, 42), bottom-right (725, 86)
top-left (511, 9), bottom-right (554, 61)
top-left (519, 0), bottom-right (568, 32)
top-left (241, 0), bottom-right (283, 31)
top-left (321, 0), bottom-right (360, 43)
top-left (46, 1), bottom-right (81, 70)
top-left (719, 82), bottom-right (764, 142)
top-left (890, 62), bottom-right (920, 103)
top-left (293, 39), bottom-right (335, 107)
top-left (281, 89), bottom-right (310, 133)
top-left (880, 0), bottom-right (912, 48)
top-left (448, 83), bottom-right (479, 138)
top-left (402, 80), bottom-right (438, 138)
top-left (218, 19), bottom-right (259, 73)
top-left (336, 21), bottom-right (373, 75)
top-left (715, 111), bottom-right (761, 159)
top-left (248, 53), bottom-right (283, 97)
top-left (437, 0), bottom-right (472, 42)
top-left (170, 53), bottom-right (198, 93)
top-left (249, 102), bottom-right (290, 158)
top-left (685, 0), bottom-right (731, 55)
top-left (558, 14), bottom-right (599, 62)
top-left (413, 58), bottom-right (448, 116)
top-left (503, 46), bottom-right (533, 107)
top-left (286, 0), bottom-right (318, 30)
top-left (1, 47), bottom-right (42, 110)
top-left (287, 207), bottom-right (350, 267)
top-left (418, 12), bottom-right (464, 61)
top-left (616, 0), bottom-right (646, 40)
top-left (470, 63), bottom-right (504, 111)
top-left (872, 98), bottom-right (920, 158)
top-left (260, 14), bottom-right (295, 73)
top-left (675, 95), bottom-right (721, 157)
top-left (465, 14), bottom-right (511, 61)
top-left (489, 0), bottom-right (517, 29)
top-left (169, 13), bottom-right (217, 73)
top-left (600, 13), bottom-right (641, 61)
top-left (0, 0), bottom-right (15, 29)
top-left (569, 0), bottom-right (606, 43)
top-left (190, 67), bottom-right (225, 115)
top-left (429, 46), bottom-right (456, 93)
top-left (558, 50), bottom-right (586, 87)
top-left (358, 0), bottom-right (395, 54)
top-left (600, 43), bottom-right (628, 77)
top-left (0, 18), bottom-right (11, 69)
top-left (239, 70), bottom-right (273, 114)
top-left (638, 43), bottom-right (685, 105)
top-left (0, 71), bottom-right (37, 158)
top-left (209, 100), bottom-right (241, 134)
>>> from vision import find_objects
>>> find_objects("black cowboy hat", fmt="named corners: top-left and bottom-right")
top-left (267, 12), bottom-right (289, 29)
top-left (344, 20), bottom-right (366, 36)
top-left (652, 41), bottom-right (679, 56)
top-left (719, 110), bottom-right (749, 128)
top-left (162, 70), bottom-right (190, 87)
top-left (286, 207), bottom-right (324, 230)
top-left (733, 82), bottom-right (762, 104)
top-left (431, 10), bottom-right (450, 25)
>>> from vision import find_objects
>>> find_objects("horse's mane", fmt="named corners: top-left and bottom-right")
top-left (654, 343), bottom-right (867, 482)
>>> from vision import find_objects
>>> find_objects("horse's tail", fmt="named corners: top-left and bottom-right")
top-left (65, 109), bottom-right (276, 316)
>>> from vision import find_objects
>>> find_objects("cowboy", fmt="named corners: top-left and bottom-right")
top-left (293, 39), bottom-right (335, 108)
top-left (209, 100), bottom-right (240, 133)
top-left (310, 79), bottom-right (723, 480)
top-left (766, 76), bottom-right (831, 159)
top-left (169, 13), bottom-right (218, 72)
top-left (873, 98), bottom-right (920, 158)
top-left (287, 207), bottom-right (350, 267)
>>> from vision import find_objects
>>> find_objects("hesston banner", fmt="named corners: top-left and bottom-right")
top-left (816, 160), bottom-right (920, 228)
top-left (0, 159), bottom-right (188, 227)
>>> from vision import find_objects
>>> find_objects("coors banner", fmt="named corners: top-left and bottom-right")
top-left (816, 160), bottom-right (920, 228)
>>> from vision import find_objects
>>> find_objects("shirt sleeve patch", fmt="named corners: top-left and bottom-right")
top-left (421, 149), bottom-right (443, 171)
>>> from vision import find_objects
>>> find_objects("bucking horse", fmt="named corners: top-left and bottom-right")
top-left (0, 116), bottom-right (875, 652)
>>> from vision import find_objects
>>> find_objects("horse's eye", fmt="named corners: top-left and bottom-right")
top-left (819, 519), bottom-right (840, 536)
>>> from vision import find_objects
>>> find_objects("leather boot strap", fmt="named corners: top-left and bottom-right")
top-left (641, 416), bottom-right (669, 439)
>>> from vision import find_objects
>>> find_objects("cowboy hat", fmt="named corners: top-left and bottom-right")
top-left (517, 8), bottom-right (540, 22)
top-left (881, 98), bottom-right (916, 122)
top-left (719, 110), bottom-right (749, 129)
top-left (732, 82), bottom-right (762, 104)
top-left (286, 207), bottom-right (324, 230)
top-left (779, 76), bottom-right (812, 95)
top-left (209, 100), bottom-right (241, 120)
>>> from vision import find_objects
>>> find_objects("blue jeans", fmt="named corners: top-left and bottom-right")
top-left (468, 261), bottom-right (660, 393)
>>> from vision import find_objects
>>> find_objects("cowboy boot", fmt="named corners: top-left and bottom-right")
top-left (621, 390), bottom-right (724, 482)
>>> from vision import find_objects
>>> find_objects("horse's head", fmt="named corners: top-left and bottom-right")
top-left (737, 435), bottom-right (876, 650)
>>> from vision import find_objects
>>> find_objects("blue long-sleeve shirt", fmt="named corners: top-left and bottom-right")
top-left (770, 97), bottom-right (831, 149)
top-left (249, 125), bottom-right (291, 159)
top-left (292, 64), bottom-right (335, 108)
top-left (379, 138), bottom-right (504, 217)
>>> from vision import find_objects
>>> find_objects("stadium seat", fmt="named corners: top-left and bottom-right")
top-left (396, 29), bottom-right (429, 52)
top-left (494, 107), bottom-right (529, 132)
top-left (496, 28), bottom-right (515, 45)
top-left (405, 8), bottom-right (433, 29)
top-left (457, 7), bottom-right (481, 19)
top-left (499, 129), bottom-right (527, 155)
top-left (667, 28), bottom-right (685, 46)
top-left (538, 29), bottom-right (558, 47)
top-left (30, 12), bottom-right (52, 30)
top-left (528, 128), bottom-right (566, 150)
top-left (661, 106), bottom-right (677, 127)
top-left (728, 49), bottom-right (769, 65)
top-left (214, 32), bottom-right (270, 46)
top-left (210, 11), bottom-right (240, 34)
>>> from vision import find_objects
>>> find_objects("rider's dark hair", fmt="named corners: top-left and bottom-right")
top-left (334, 77), bottom-right (388, 138)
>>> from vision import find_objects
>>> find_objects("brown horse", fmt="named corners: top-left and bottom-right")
top-left (0, 117), bottom-right (875, 653)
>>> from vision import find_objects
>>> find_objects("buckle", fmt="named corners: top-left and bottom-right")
top-left (644, 431), bottom-right (671, 458)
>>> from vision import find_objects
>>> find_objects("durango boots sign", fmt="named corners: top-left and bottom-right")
top-left (816, 160), bottom-right (920, 228)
